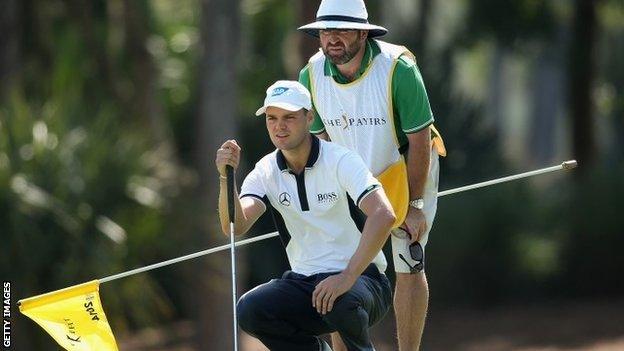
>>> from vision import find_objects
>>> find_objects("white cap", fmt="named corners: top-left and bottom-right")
top-left (255, 80), bottom-right (312, 116)
top-left (298, 0), bottom-right (387, 38)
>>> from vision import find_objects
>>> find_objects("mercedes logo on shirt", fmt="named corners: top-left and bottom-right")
top-left (279, 192), bottom-right (291, 206)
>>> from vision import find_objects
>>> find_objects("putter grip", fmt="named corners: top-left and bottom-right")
top-left (226, 165), bottom-right (235, 223)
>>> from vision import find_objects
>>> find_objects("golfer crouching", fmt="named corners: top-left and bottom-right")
top-left (215, 80), bottom-right (394, 351)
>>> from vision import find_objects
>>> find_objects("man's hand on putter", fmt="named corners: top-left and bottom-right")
top-left (216, 140), bottom-right (241, 176)
top-left (403, 207), bottom-right (427, 243)
top-left (312, 272), bottom-right (357, 315)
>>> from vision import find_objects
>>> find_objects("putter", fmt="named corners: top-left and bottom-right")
top-left (226, 165), bottom-right (239, 351)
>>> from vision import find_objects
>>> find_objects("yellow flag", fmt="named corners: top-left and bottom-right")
top-left (18, 280), bottom-right (119, 351)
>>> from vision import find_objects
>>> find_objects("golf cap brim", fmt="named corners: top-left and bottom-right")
top-left (255, 102), bottom-right (308, 117)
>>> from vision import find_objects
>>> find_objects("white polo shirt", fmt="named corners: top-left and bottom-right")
top-left (240, 136), bottom-right (387, 276)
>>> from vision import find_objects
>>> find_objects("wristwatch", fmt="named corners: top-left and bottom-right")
top-left (409, 198), bottom-right (424, 210)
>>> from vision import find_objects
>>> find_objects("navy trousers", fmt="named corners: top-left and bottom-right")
top-left (237, 264), bottom-right (392, 351)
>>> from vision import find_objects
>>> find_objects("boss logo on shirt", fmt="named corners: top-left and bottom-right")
top-left (317, 192), bottom-right (338, 204)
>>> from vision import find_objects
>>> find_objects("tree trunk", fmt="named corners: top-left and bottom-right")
top-left (569, 0), bottom-right (598, 175)
top-left (299, 0), bottom-right (319, 64)
top-left (122, 0), bottom-right (169, 143)
top-left (0, 0), bottom-right (19, 101)
top-left (194, 0), bottom-right (240, 349)
top-left (563, 0), bottom-right (600, 297)
top-left (414, 0), bottom-right (432, 57)
top-left (65, 0), bottom-right (120, 102)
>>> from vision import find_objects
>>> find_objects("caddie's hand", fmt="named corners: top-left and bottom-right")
top-left (403, 207), bottom-right (427, 243)
top-left (215, 140), bottom-right (241, 177)
top-left (312, 272), bottom-right (357, 315)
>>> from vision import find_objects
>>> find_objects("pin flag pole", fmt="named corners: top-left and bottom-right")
top-left (97, 159), bottom-right (577, 284)
top-left (437, 160), bottom-right (577, 197)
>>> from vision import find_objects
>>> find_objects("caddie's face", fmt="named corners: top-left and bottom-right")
top-left (265, 107), bottom-right (313, 151)
top-left (319, 29), bottom-right (367, 65)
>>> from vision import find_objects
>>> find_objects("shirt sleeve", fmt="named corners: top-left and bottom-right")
top-left (336, 151), bottom-right (381, 207)
top-left (392, 55), bottom-right (435, 134)
top-left (298, 65), bottom-right (325, 134)
top-left (239, 166), bottom-right (268, 207)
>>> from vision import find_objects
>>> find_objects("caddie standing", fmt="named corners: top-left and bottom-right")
top-left (297, 0), bottom-right (446, 350)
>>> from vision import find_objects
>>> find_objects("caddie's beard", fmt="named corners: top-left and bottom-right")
top-left (322, 40), bottom-right (363, 65)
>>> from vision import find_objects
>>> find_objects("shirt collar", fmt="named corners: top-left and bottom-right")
top-left (276, 134), bottom-right (320, 172)
top-left (324, 39), bottom-right (381, 83)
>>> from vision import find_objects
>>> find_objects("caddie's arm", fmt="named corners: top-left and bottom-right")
top-left (216, 140), bottom-right (265, 236)
top-left (406, 127), bottom-right (430, 200)
top-left (403, 128), bottom-right (431, 240)
top-left (393, 54), bottom-right (435, 241)
top-left (312, 188), bottom-right (395, 315)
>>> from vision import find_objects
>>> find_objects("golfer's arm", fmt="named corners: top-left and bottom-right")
top-left (343, 189), bottom-right (395, 278)
top-left (406, 127), bottom-right (431, 199)
top-left (218, 178), bottom-right (265, 236)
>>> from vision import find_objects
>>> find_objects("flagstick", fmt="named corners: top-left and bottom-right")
top-left (438, 160), bottom-right (577, 197)
top-left (97, 159), bottom-right (577, 283)
top-left (226, 165), bottom-right (239, 351)
top-left (98, 232), bottom-right (278, 283)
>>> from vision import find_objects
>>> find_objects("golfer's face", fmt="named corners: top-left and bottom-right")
top-left (319, 29), bottom-right (366, 65)
top-left (265, 107), bottom-right (311, 151)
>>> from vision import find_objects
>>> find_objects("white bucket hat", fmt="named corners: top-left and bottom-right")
top-left (255, 80), bottom-right (312, 116)
top-left (298, 0), bottom-right (387, 38)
